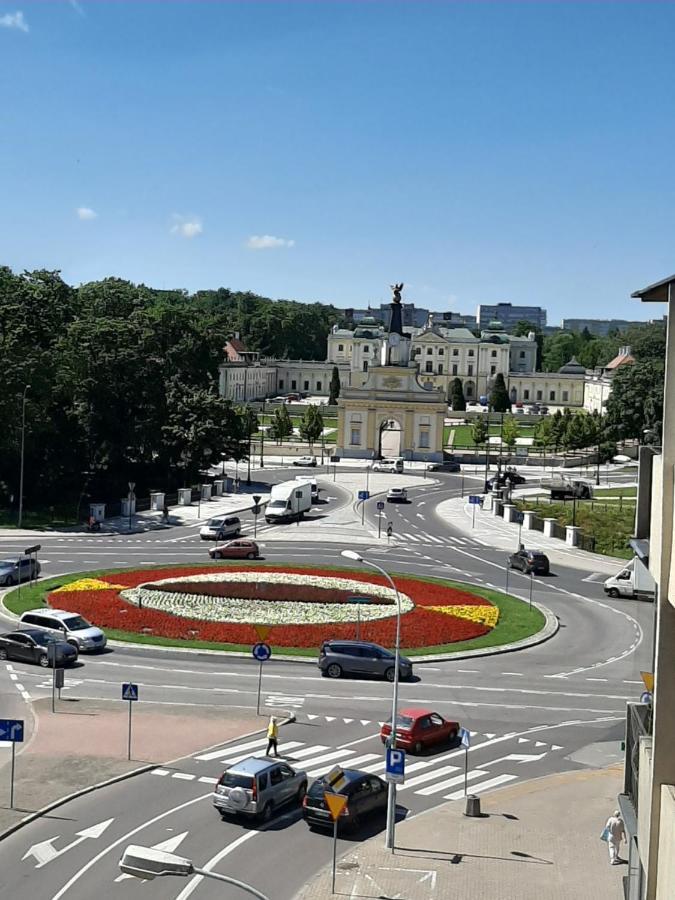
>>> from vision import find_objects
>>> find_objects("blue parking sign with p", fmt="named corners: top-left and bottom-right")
top-left (386, 747), bottom-right (406, 784)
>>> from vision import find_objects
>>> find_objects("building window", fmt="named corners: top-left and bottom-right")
top-left (363, 361), bottom-right (368, 372)
top-left (549, 390), bottom-right (556, 401)
top-left (279, 379), bottom-right (284, 390)
top-left (491, 350), bottom-right (497, 358)
top-left (438, 348), bottom-right (444, 356)
top-left (427, 347), bottom-right (433, 355)
top-left (338, 344), bottom-right (344, 352)
top-left (414, 347), bottom-right (421, 355)
top-left (303, 380), bottom-right (309, 391)
top-left (452, 364), bottom-right (458, 376)
top-left (453, 349), bottom-right (459, 356)
top-left (523, 389), bottom-right (530, 400)
top-left (291, 380), bottom-right (297, 390)
top-left (437, 364), bottom-right (443, 375)
top-left (419, 430), bottom-right (430, 449)
top-left (316, 380), bottom-right (322, 391)
top-left (467, 365), bottom-right (474, 376)
top-left (519, 351), bottom-right (525, 359)
top-left (536, 390), bottom-right (543, 401)
top-left (490, 365), bottom-right (496, 375)
top-left (468, 349), bottom-right (475, 357)
top-left (350, 428), bottom-right (361, 445)
top-left (562, 390), bottom-right (569, 402)
top-left (363, 345), bottom-right (370, 353)
top-left (425, 361), bottom-right (433, 373)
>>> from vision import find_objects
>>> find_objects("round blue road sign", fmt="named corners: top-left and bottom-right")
top-left (252, 642), bottom-right (272, 661)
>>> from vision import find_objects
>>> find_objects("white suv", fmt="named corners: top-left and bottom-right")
top-left (20, 609), bottom-right (107, 652)
top-left (372, 458), bottom-right (404, 473)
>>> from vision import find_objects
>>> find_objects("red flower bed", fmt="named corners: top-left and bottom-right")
top-left (46, 566), bottom-right (495, 650)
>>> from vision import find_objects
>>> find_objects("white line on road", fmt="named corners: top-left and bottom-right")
top-left (174, 830), bottom-right (262, 900)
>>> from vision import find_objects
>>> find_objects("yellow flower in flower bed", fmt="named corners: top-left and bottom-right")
top-left (52, 578), bottom-right (126, 593)
top-left (427, 604), bottom-right (500, 629)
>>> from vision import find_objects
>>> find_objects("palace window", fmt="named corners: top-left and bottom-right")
top-left (419, 430), bottom-right (430, 449)
top-left (427, 347), bottom-right (433, 355)
top-left (338, 344), bottom-right (344, 352)
top-left (304, 381), bottom-right (309, 391)
top-left (490, 365), bottom-right (497, 375)
top-left (452, 364), bottom-right (458, 376)
top-left (363, 361), bottom-right (369, 372)
top-left (291, 380), bottom-right (297, 390)
top-left (468, 349), bottom-right (475, 357)
top-left (491, 350), bottom-right (497, 358)
top-left (562, 390), bottom-right (569, 402)
top-left (316, 380), bottom-right (322, 391)
top-left (523, 389), bottom-right (530, 400)
top-left (279, 379), bottom-right (284, 389)
top-left (438, 364), bottom-right (444, 375)
top-left (453, 349), bottom-right (459, 356)
top-left (549, 390), bottom-right (556, 401)
top-left (350, 428), bottom-right (361, 445)
top-left (425, 361), bottom-right (433, 373)
top-left (438, 348), bottom-right (444, 356)
top-left (467, 365), bottom-right (474, 376)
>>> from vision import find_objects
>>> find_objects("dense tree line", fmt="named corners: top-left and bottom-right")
top-left (0, 268), bottom-right (340, 513)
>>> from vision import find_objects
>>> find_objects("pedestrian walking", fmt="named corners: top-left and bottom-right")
top-left (603, 810), bottom-right (626, 864)
top-left (266, 716), bottom-right (279, 757)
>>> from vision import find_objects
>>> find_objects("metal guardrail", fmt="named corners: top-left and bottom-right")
top-left (529, 515), bottom-right (544, 532)
top-left (578, 533), bottom-right (597, 552)
top-left (624, 702), bottom-right (652, 814)
top-left (549, 520), bottom-right (567, 540)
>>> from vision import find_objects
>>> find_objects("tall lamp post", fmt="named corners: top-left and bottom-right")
top-left (17, 384), bottom-right (31, 528)
top-left (259, 399), bottom-right (266, 468)
top-left (341, 549), bottom-right (401, 851)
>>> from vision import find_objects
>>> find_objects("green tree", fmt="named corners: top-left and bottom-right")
top-left (450, 378), bottom-right (466, 411)
top-left (563, 413), bottom-right (588, 452)
top-left (299, 405), bottom-right (324, 448)
top-left (489, 374), bottom-right (510, 413)
top-left (606, 361), bottom-right (665, 442)
top-left (500, 415), bottom-right (519, 450)
top-left (533, 416), bottom-right (555, 451)
top-left (470, 416), bottom-right (489, 447)
top-left (328, 366), bottom-right (341, 405)
top-left (550, 410), bottom-right (566, 452)
top-left (269, 406), bottom-right (294, 444)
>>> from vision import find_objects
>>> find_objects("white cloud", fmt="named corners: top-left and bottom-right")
top-left (246, 234), bottom-right (295, 250)
top-left (76, 206), bottom-right (97, 221)
top-left (0, 11), bottom-right (29, 32)
top-left (170, 215), bottom-right (203, 239)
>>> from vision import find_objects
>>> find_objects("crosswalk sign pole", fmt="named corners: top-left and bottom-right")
top-left (10, 741), bottom-right (16, 809)
top-left (331, 816), bottom-right (338, 893)
top-left (127, 697), bottom-right (133, 761)
top-left (256, 659), bottom-right (263, 715)
top-left (464, 745), bottom-right (468, 798)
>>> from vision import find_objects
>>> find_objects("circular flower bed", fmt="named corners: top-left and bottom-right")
top-left (47, 565), bottom-right (501, 650)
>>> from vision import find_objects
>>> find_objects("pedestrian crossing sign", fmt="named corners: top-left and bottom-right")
top-left (122, 683), bottom-right (139, 701)
top-left (324, 792), bottom-right (348, 820)
top-left (460, 727), bottom-right (471, 748)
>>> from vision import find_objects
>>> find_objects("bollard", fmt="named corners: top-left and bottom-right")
top-left (464, 794), bottom-right (482, 818)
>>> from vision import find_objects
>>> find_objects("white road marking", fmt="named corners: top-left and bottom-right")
top-left (445, 772), bottom-right (517, 799)
top-left (174, 830), bottom-right (262, 900)
top-left (416, 770), bottom-right (487, 796)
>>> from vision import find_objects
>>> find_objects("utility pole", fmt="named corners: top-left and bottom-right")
top-left (17, 385), bottom-right (31, 528)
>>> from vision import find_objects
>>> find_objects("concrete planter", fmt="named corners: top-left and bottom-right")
top-left (212, 480), bottom-right (224, 496)
top-left (200, 484), bottom-right (212, 501)
top-left (150, 492), bottom-right (165, 511)
top-left (566, 525), bottom-right (581, 547)
top-left (543, 517), bottom-right (557, 538)
top-left (89, 502), bottom-right (106, 522)
top-left (177, 488), bottom-right (192, 506)
top-left (523, 511), bottom-right (538, 530)
top-left (121, 497), bottom-right (136, 517)
top-left (502, 504), bottom-right (517, 523)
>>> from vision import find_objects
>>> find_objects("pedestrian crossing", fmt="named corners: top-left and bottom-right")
top-left (151, 729), bottom-right (564, 806)
top-left (395, 532), bottom-right (468, 547)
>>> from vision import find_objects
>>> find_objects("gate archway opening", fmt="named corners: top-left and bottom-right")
top-left (378, 418), bottom-right (402, 458)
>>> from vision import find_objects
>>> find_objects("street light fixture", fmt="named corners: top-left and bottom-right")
top-left (18, 384), bottom-right (31, 528)
top-left (340, 549), bottom-right (401, 851)
top-left (118, 845), bottom-right (270, 900)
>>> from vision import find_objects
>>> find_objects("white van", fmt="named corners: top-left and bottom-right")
top-left (294, 476), bottom-right (320, 502)
top-left (371, 458), bottom-right (404, 474)
top-left (265, 480), bottom-right (313, 523)
top-left (603, 558), bottom-right (655, 601)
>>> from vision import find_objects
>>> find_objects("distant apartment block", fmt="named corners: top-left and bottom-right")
top-left (476, 302), bottom-right (547, 330)
top-left (562, 317), bottom-right (664, 336)
top-left (429, 311), bottom-right (477, 328)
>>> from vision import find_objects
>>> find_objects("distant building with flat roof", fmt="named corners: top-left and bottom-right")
top-left (561, 317), bottom-right (662, 336)
top-left (476, 303), bottom-right (547, 331)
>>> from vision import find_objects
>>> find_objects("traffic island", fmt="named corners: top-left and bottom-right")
top-left (3, 565), bottom-right (547, 659)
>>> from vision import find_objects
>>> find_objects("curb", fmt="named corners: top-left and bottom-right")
top-left (0, 714), bottom-right (295, 844)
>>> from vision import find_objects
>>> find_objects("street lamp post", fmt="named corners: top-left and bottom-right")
top-left (259, 399), bottom-right (266, 468)
top-left (246, 409), bottom-right (253, 486)
top-left (17, 384), bottom-right (30, 528)
top-left (119, 845), bottom-right (270, 900)
top-left (341, 549), bottom-right (401, 851)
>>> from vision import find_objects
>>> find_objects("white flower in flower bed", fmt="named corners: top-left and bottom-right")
top-left (120, 572), bottom-right (414, 625)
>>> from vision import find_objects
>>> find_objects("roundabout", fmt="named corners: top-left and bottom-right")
top-left (9, 564), bottom-right (545, 655)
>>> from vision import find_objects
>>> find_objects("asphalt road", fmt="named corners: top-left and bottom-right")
top-left (0, 464), bottom-right (652, 900)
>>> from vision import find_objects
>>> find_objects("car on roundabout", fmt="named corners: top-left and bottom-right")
top-left (212, 756), bottom-right (307, 823)
top-left (293, 455), bottom-right (317, 467)
top-left (303, 769), bottom-right (387, 832)
top-left (379, 708), bottom-right (460, 754)
top-left (508, 548), bottom-right (550, 575)
top-left (0, 556), bottom-right (40, 586)
top-left (426, 459), bottom-right (461, 472)
top-left (318, 639), bottom-right (413, 682)
top-left (199, 516), bottom-right (242, 541)
top-left (208, 539), bottom-right (260, 560)
top-left (0, 629), bottom-right (78, 667)
top-left (386, 487), bottom-right (408, 503)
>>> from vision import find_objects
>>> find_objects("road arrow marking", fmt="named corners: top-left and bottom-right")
top-left (114, 832), bottom-right (189, 882)
top-left (23, 818), bottom-right (115, 869)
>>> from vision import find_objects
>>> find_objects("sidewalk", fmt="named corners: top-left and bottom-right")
top-left (437, 495), bottom-right (626, 575)
top-left (0, 695), bottom-right (260, 837)
top-left (294, 766), bottom-right (624, 900)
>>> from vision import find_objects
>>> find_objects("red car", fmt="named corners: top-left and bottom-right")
top-left (380, 707), bottom-right (459, 754)
top-left (208, 539), bottom-right (260, 560)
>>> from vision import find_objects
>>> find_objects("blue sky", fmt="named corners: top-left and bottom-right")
top-left (1, 1), bottom-right (674, 322)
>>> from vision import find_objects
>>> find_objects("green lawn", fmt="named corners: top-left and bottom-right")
top-left (3, 567), bottom-right (545, 657)
top-left (593, 487), bottom-right (637, 498)
top-left (0, 504), bottom-right (81, 530)
top-left (446, 422), bottom-right (535, 448)
top-left (514, 499), bottom-right (635, 558)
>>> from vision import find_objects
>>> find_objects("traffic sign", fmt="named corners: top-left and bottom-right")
top-left (122, 683), bottom-right (139, 702)
top-left (325, 765), bottom-right (348, 793)
top-left (460, 727), bottom-right (471, 748)
top-left (640, 690), bottom-right (653, 705)
top-left (324, 792), bottom-right (348, 820)
top-left (513, 511), bottom-right (524, 525)
top-left (24, 544), bottom-right (41, 555)
top-left (376, 501), bottom-right (385, 511)
top-left (468, 495), bottom-right (482, 505)
top-left (0, 719), bottom-right (24, 742)
top-left (386, 747), bottom-right (406, 784)
top-left (254, 625), bottom-right (270, 642)
top-left (252, 505), bottom-right (262, 515)
top-left (252, 642), bottom-right (272, 662)
top-left (387, 523), bottom-right (393, 536)
top-left (358, 490), bottom-right (370, 501)
top-left (641, 671), bottom-right (654, 693)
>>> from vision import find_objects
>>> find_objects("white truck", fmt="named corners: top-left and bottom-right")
top-left (604, 557), bottom-right (656, 601)
top-left (265, 480), bottom-right (312, 524)
top-left (294, 476), bottom-right (320, 502)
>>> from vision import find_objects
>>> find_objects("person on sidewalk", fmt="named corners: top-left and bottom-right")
top-left (266, 716), bottom-right (279, 757)
top-left (605, 810), bottom-right (626, 864)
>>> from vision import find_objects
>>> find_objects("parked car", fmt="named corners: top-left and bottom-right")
top-left (303, 769), bottom-right (387, 831)
top-left (212, 756), bottom-right (307, 823)
top-left (0, 629), bottom-right (78, 667)
top-left (539, 406), bottom-right (549, 415)
top-left (380, 708), bottom-right (460, 754)
top-left (318, 640), bottom-right (413, 682)
top-left (19, 609), bottom-right (107, 652)
top-left (199, 516), bottom-right (241, 541)
top-left (208, 539), bottom-right (260, 560)
top-left (293, 456), bottom-right (317, 467)
top-left (386, 487), bottom-right (408, 503)
top-left (508, 549), bottom-right (550, 575)
top-left (371, 458), bottom-right (404, 473)
top-left (425, 460), bottom-right (460, 472)
top-left (0, 557), bottom-right (40, 586)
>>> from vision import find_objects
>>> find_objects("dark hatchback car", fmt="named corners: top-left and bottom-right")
top-left (486, 470), bottom-right (526, 491)
top-left (303, 769), bottom-right (387, 831)
top-left (508, 549), bottom-right (550, 575)
top-left (318, 640), bottom-right (413, 682)
top-left (0, 556), bottom-right (41, 586)
top-left (0, 629), bottom-right (78, 667)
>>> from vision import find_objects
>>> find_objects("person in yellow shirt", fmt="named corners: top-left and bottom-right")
top-left (266, 716), bottom-right (279, 757)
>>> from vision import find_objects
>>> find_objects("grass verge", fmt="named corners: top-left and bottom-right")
top-left (3, 566), bottom-right (546, 657)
